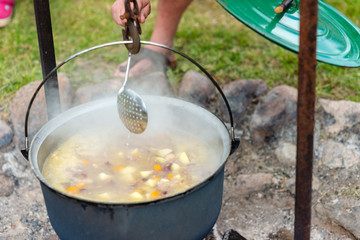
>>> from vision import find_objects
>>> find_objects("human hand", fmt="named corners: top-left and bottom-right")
top-left (112, 0), bottom-right (151, 26)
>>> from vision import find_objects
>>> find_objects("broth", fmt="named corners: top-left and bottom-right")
top-left (42, 127), bottom-right (219, 203)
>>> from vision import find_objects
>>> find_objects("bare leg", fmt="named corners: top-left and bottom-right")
top-left (148, 0), bottom-right (193, 60)
top-left (115, 0), bottom-right (193, 77)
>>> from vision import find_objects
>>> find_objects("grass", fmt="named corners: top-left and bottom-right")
top-left (0, 0), bottom-right (359, 111)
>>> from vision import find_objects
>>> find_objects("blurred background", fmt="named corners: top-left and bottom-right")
top-left (0, 0), bottom-right (359, 111)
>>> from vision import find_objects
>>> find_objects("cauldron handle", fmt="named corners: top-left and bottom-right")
top-left (21, 40), bottom-right (239, 160)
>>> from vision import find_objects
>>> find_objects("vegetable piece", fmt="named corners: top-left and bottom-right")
top-left (171, 163), bottom-right (181, 172)
top-left (140, 170), bottom-right (153, 178)
top-left (113, 165), bottom-right (124, 171)
top-left (98, 172), bottom-right (112, 181)
top-left (155, 157), bottom-right (166, 163)
top-left (173, 174), bottom-right (181, 180)
top-left (178, 152), bottom-right (190, 165)
top-left (150, 148), bottom-right (173, 157)
top-left (120, 167), bottom-right (137, 183)
top-left (122, 173), bottom-right (135, 183)
top-left (121, 166), bottom-right (137, 174)
top-left (145, 179), bottom-right (157, 187)
top-left (97, 192), bottom-right (111, 201)
top-left (130, 191), bottom-right (144, 201)
top-left (67, 186), bottom-right (80, 194)
top-left (150, 191), bottom-right (160, 198)
top-left (157, 148), bottom-right (173, 157)
top-left (167, 174), bottom-right (173, 179)
top-left (153, 164), bottom-right (162, 171)
top-left (160, 178), bottom-right (169, 183)
top-left (82, 160), bottom-right (88, 164)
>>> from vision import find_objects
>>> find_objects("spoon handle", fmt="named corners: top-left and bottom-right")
top-left (123, 52), bottom-right (132, 88)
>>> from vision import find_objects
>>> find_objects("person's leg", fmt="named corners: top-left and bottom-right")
top-left (114, 0), bottom-right (193, 77)
top-left (147, 0), bottom-right (193, 60)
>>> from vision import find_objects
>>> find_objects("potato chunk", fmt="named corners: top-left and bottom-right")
top-left (98, 172), bottom-right (112, 181)
top-left (178, 152), bottom-right (190, 165)
top-left (140, 170), bottom-right (153, 178)
top-left (171, 163), bottom-right (181, 172)
top-left (130, 192), bottom-right (144, 201)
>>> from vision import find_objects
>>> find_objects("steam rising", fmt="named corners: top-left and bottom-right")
top-left (35, 96), bottom-right (230, 178)
top-left (34, 45), bottom-right (230, 178)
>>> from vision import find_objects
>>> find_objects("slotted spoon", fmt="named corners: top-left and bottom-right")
top-left (117, 52), bottom-right (148, 134)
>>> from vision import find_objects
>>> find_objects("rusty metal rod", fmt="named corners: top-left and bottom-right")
top-left (33, 0), bottom-right (61, 120)
top-left (294, 0), bottom-right (318, 239)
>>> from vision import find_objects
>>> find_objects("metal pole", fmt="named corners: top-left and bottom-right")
top-left (33, 0), bottom-right (61, 119)
top-left (294, 0), bottom-right (318, 238)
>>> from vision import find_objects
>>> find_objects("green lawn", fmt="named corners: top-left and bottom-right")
top-left (1, 0), bottom-right (359, 110)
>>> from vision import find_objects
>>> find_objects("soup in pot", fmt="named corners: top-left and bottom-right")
top-left (42, 127), bottom-right (219, 203)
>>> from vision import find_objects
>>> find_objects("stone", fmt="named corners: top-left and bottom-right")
top-left (312, 176), bottom-right (321, 191)
top-left (268, 228), bottom-right (293, 240)
top-left (284, 177), bottom-right (321, 195)
top-left (0, 173), bottom-right (14, 197)
top-left (0, 153), bottom-right (4, 166)
top-left (315, 197), bottom-right (360, 239)
top-left (235, 173), bottom-right (273, 195)
top-left (178, 70), bottom-right (215, 107)
top-left (311, 227), bottom-right (352, 240)
top-left (319, 99), bottom-right (360, 134)
top-left (220, 79), bottom-right (268, 122)
top-left (73, 80), bottom-right (120, 106)
top-left (9, 74), bottom-right (73, 148)
top-left (43, 235), bottom-right (60, 240)
top-left (128, 71), bottom-right (174, 97)
top-left (2, 149), bottom-right (30, 179)
top-left (222, 229), bottom-right (247, 240)
top-left (320, 140), bottom-right (360, 169)
top-left (284, 178), bottom-right (296, 195)
top-left (205, 227), bottom-right (221, 240)
top-left (0, 120), bottom-right (13, 148)
top-left (250, 85), bottom-right (297, 144)
top-left (275, 141), bottom-right (296, 166)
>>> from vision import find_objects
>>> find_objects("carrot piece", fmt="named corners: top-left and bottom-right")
top-left (67, 186), bottom-right (80, 194)
top-left (153, 164), bottom-right (162, 171)
top-left (167, 174), bottom-right (173, 179)
top-left (150, 191), bottom-right (160, 198)
top-left (113, 165), bottom-right (123, 171)
top-left (82, 159), bottom-right (88, 164)
top-left (152, 176), bottom-right (160, 180)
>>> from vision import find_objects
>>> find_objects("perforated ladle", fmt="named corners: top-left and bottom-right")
top-left (117, 52), bottom-right (148, 134)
